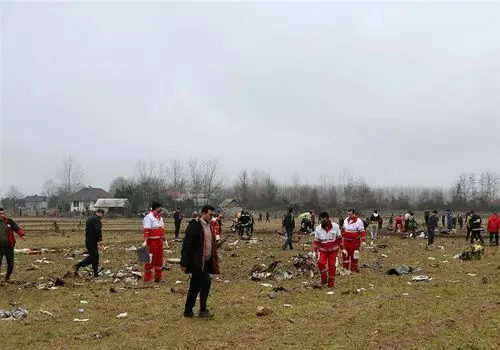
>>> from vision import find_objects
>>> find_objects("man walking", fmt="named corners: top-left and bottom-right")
top-left (468, 210), bottom-right (484, 244)
top-left (341, 209), bottom-right (366, 273)
top-left (312, 211), bottom-right (342, 287)
top-left (173, 208), bottom-right (183, 239)
top-left (427, 210), bottom-right (439, 247)
top-left (282, 208), bottom-right (295, 250)
top-left (369, 210), bottom-right (381, 240)
top-left (181, 205), bottom-right (220, 319)
top-left (487, 212), bottom-right (499, 246)
top-left (265, 212), bottom-right (270, 223)
top-left (0, 207), bottom-right (26, 282)
top-left (75, 209), bottom-right (104, 278)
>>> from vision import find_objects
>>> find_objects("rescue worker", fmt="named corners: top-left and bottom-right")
top-left (406, 211), bottom-right (418, 239)
top-left (210, 214), bottom-right (222, 243)
top-left (238, 211), bottom-right (252, 237)
top-left (0, 207), bottom-right (26, 282)
top-left (368, 210), bottom-right (381, 240)
top-left (395, 214), bottom-right (404, 236)
top-left (486, 212), bottom-right (498, 246)
top-left (468, 210), bottom-right (484, 244)
top-left (142, 202), bottom-right (167, 283)
top-left (312, 211), bottom-right (342, 287)
top-left (341, 209), bottom-right (366, 273)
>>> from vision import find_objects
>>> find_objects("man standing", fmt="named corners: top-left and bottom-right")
top-left (446, 209), bottom-right (453, 232)
top-left (487, 212), bottom-right (499, 246)
top-left (465, 212), bottom-right (472, 241)
top-left (424, 210), bottom-right (430, 228)
top-left (310, 211), bottom-right (316, 229)
top-left (395, 214), bottom-right (404, 236)
top-left (142, 202), bottom-right (167, 283)
top-left (427, 210), bottom-right (439, 247)
top-left (341, 209), bottom-right (366, 273)
top-left (265, 212), bottom-right (270, 223)
top-left (181, 205), bottom-right (220, 319)
top-left (458, 214), bottom-right (464, 230)
top-left (0, 207), bottom-right (26, 282)
top-left (312, 211), bottom-right (342, 287)
top-left (173, 208), bottom-right (183, 239)
top-left (75, 209), bottom-right (104, 278)
top-left (368, 210), bottom-right (381, 240)
top-left (282, 208), bottom-right (295, 250)
top-left (468, 210), bottom-right (484, 244)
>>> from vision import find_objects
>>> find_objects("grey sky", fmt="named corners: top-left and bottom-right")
top-left (1, 2), bottom-right (499, 196)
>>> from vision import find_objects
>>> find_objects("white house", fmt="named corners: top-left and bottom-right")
top-left (71, 186), bottom-right (112, 212)
top-left (24, 195), bottom-right (49, 211)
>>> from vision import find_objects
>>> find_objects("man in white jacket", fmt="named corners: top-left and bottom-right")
top-left (312, 211), bottom-right (343, 287)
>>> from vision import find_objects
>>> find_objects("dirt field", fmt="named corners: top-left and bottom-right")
top-left (0, 217), bottom-right (499, 350)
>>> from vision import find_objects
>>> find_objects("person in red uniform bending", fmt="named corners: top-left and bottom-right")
top-left (142, 202), bottom-right (168, 282)
top-left (312, 211), bottom-right (342, 287)
top-left (341, 208), bottom-right (366, 273)
top-left (210, 214), bottom-right (222, 243)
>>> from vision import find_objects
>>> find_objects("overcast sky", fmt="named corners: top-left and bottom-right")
top-left (1, 1), bottom-right (499, 197)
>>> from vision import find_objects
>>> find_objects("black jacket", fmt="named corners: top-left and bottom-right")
top-left (85, 215), bottom-right (102, 242)
top-left (427, 215), bottom-right (439, 231)
top-left (283, 213), bottom-right (295, 230)
top-left (469, 213), bottom-right (482, 231)
top-left (181, 218), bottom-right (220, 275)
top-left (174, 212), bottom-right (183, 223)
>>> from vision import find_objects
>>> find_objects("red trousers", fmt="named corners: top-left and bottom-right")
top-left (144, 240), bottom-right (163, 282)
top-left (317, 250), bottom-right (338, 287)
top-left (342, 240), bottom-right (360, 272)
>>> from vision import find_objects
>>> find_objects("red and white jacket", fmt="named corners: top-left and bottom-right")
top-left (342, 216), bottom-right (366, 244)
top-left (143, 211), bottom-right (165, 240)
top-left (210, 215), bottom-right (222, 241)
top-left (312, 221), bottom-right (342, 252)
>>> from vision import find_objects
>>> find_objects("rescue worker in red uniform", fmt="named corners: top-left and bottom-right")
top-left (142, 202), bottom-right (168, 282)
top-left (312, 211), bottom-right (343, 287)
top-left (395, 214), bottom-right (404, 236)
top-left (341, 209), bottom-right (366, 273)
top-left (210, 214), bottom-right (222, 243)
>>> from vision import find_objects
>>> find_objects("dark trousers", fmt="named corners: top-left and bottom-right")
top-left (184, 264), bottom-right (212, 313)
top-left (0, 246), bottom-right (15, 281)
top-left (427, 229), bottom-right (435, 245)
top-left (282, 228), bottom-right (293, 250)
top-left (489, 232), bottom-right (499, 245)
top-left (76, 240), bottom-right (99, 276)
top-left (466, 228), bottom-right (472, 241)
top-left (174, 222), bottom-right (181, 238)
top-left (470, 230), bottom-right (484, 244)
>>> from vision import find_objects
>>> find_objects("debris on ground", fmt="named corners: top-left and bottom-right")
top-left (268, 291), bottom-right (277, 299)
top-left (386, 265), bottom-right (419, 276)
top-left (412, 275), bottom-right (432, 282)
top-left (40, 310), bottom-right (54, 317)
top-left (250, 261), bottom-right (280, 281)
top-left (291, 253), bottom-right (318, 277)
top-left (454, 245), bottom-right (484, 261)
top-left (73, 318), bottom-right (89, 322)
top-left (0, 307), bottom-right (29, 320)
top-left (256, 306), bottom-right (273, 317)
top-left (116, 312), bottom-right (128, 318)
top-left (360, 261), bottom-right (383, 270)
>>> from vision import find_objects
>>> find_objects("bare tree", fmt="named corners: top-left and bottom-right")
top-left (57, 155), bottom-right (84, 195)
top-left (42, 179), bottom-right (58, 198)
top-left (108, 176), bottom-right (129, 196)
top-left (234, 170), bottom-right (250, 206)
top-left (166, 159), bottom-right (186, 194)
top-left (200, 157), bottom-right (221, 204)
top-left (5, 185), bottom-right (24, 211)
top-left (188, 158), bottom-right (203, 206)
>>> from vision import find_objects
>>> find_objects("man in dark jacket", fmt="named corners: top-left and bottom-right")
top-left (0, 207), bottom-right (26, 282)
top-left (282, 207), bottom-right (295, 250)
top-left (173, 208), bottom-right (183, 239)
top-left (74, 209), bottom-right (104, 277)
top-left (468, 210), bottom-right (484, 244)
top-left (181, 204), bottom-right (221, 319)
top-left (427, 210), bottom-right (439, 246)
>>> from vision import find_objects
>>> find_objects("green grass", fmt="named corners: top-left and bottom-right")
top-left (0, 218), bottom-right (499, 349)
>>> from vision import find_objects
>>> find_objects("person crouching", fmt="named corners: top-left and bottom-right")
top-left (312, 211), bottom-right (342, 288)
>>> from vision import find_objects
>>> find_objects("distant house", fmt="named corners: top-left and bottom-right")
top-left (218, 199), bottom-right (242, 217)
top-left (24, 195), bottom-right (48, 211)
top-left (93, 198), bottom-right (130, 216)
top-left (71, 186), bottom-right (112, 212)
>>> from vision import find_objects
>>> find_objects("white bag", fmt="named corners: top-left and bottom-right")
top-left (353, 250), bottom-right (360, 259)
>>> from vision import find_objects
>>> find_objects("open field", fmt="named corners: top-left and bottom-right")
top-left (1, 217), bottom-right (499, 350)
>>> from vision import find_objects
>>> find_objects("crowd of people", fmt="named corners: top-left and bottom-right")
top-left (0, 204), bottom-right (498, 321)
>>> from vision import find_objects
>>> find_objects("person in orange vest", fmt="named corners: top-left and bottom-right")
top-left (141, 202), bottom-right (168, 282)
top-left (341, 209), bottom-right (366, 273)
top-left (312, 211), bottom-right (342, 287)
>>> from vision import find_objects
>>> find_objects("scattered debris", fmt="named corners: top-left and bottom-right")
top-left (116, 313), bottom-right (128, 318)
top-left (256, 306), bottom-right (273, 317)
top-left (326, 291), bottom-right (334, 295)
top-left (454, 245), bottom-right (484, 261)
top-left (40, 310), bottom-right (54, 317)
top-left (73, 318), bottom-right (89, 322)
top-left (283, 304), bottom-right (293, 308)
top-left (0, 308), bottom-right (29, 320)
top-left (386, 265), bottom-right (419, 276)
top-left (427, 257), bottom-right (436, 261)
top-left (287, 318), bottom-right (296, 324)
top-left (268, 291), bottom-right (277, 299)
top-left (361, 262), bottom-right (383, 270)
top-left (412, 275), bottom-right (432, 282)
top-left (467, 273), bottom-right (477, 277)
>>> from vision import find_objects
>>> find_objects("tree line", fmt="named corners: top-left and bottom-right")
top-left (1, 155), bottom-right (499, 214)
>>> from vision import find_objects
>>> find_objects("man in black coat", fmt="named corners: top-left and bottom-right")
top-left (74, 209), bottom-right (104, 277)
top-left (282, 207), bottom-right (295, 250)
top-left (173, 208), bottom-right (183, 239)
top-left (468, 210), bottom-right (484, 244)
top-left (181, 204), bottom-right (221, 319)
